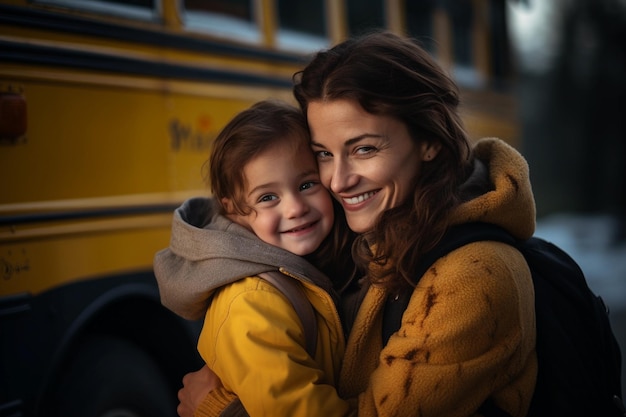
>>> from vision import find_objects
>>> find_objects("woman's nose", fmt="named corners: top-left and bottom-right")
top-left (328, 160), bottom-right (357, 194)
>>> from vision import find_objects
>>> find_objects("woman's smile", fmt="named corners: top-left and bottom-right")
top-left (341, 190), bottom-right (379, 206)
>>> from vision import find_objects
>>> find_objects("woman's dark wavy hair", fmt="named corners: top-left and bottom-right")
top-left (293, 31), bottom-right (473, 293)
top-left (204, 99), bottom-right (356, 290)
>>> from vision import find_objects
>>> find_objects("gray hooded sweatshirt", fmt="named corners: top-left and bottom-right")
top-left (153, 197), bottom-right (339, 321)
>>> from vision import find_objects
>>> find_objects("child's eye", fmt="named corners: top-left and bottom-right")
top-left (300, 181), bottom-right (316, 191)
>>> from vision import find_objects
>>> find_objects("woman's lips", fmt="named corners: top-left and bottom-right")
top-left (341, 191), bottom-right (378, 206)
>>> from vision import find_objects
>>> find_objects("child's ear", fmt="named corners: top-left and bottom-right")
top-left (221, 197), bottom-right (250, 230)
top-left (221, 197), bottom-right (234, 214)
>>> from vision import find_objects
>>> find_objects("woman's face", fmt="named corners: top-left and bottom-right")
top-left (308, 99), bottom-right (436, 233)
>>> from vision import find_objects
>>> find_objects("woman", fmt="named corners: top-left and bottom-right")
top-left (177, 30), bottom-right (537, 417)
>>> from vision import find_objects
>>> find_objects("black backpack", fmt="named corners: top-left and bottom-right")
top-left (383, 222), bottom-right (625, 417)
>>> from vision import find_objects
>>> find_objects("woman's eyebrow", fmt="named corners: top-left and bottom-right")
top-left (311, 133), bottom-right (384, 148)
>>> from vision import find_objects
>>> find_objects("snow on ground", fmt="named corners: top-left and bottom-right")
top-left (534, 213), bottom-right (626, 310)
top-left (534, 213), bottom-right (626, 398)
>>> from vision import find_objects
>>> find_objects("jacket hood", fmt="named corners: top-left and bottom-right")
top-left (451, 137), bottom-right (536, 239)
top-left (154, 197), bottom-right (336, 320)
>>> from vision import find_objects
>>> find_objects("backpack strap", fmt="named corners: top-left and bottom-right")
top-left (413, 222), bottom-right (516, 281)
top-left (259, 271), bottom-right (318, 358)
top-left (383, 222), bottom-right (514, 344)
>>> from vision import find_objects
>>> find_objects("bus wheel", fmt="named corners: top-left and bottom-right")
top-left (52, 334), bottom-right (177, 417)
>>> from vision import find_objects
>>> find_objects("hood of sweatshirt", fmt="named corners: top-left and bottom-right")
top-left (451, 137), bottom-right (537, 239)
top-left (154, 197), bottom-right (337, 320)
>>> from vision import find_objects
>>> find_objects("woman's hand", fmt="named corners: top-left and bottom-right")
top-left (177, 365), bottom-right (223, 417)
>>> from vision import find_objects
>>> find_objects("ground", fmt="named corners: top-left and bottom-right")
top-left (535, 213), bottom-right (626, 400)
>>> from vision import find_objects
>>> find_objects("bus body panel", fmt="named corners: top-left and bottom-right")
top-left (0, 1), bottom-right (520, 415)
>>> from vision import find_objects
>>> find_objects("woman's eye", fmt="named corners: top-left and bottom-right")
top-left (314, 150), bottom-right (332, 160)
top-left (355, 146), bottom-right (376, 155)
top-left (258, 194), bottom-right (277, 203)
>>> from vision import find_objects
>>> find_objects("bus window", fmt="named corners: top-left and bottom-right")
top-left (346, 0), bottom-right (385, 36)
top-left (276, 0), bottom-right (328, 52)
top-left (406, 0), bottom-right (436, 52)
top-left (445, 1), bottom-right (482, 87)
top-left (182, 0), bottom-right (260, 44)
top-left (33, 0), bottom-right (159, 20)
top-left (488, 0), bottom-right (513, 88)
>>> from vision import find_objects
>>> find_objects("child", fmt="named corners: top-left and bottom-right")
top-left (154, 100), bottom-right (356, 417)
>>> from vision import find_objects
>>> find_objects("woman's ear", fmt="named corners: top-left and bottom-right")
top-left (420, 141), bottom-right (442, 161)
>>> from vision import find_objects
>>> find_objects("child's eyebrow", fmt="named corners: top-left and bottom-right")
top-left (299, 169), bottom-right (320, 178)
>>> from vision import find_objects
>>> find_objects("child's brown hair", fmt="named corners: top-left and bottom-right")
top-left (205, 99), bottom-right (310, 216)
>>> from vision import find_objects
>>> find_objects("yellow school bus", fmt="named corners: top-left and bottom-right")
top-left (0, 1), bottom-right (519, 416)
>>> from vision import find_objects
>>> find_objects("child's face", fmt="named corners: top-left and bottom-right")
top-left (227, 142), bottom-right (334, 256)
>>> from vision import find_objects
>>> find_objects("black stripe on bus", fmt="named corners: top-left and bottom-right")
top-left (0, 4), bottom-right (310, 66)
top-left (0, 38), bottom-right (294, 88)
top-left (0, 203), bottom-right (182, 227)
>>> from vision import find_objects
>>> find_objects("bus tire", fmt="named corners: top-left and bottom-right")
top-left (52, 334), bottom-right (177, 417)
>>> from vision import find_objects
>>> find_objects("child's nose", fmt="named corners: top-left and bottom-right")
top-left (285, 194), bottom-right (309, 219)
